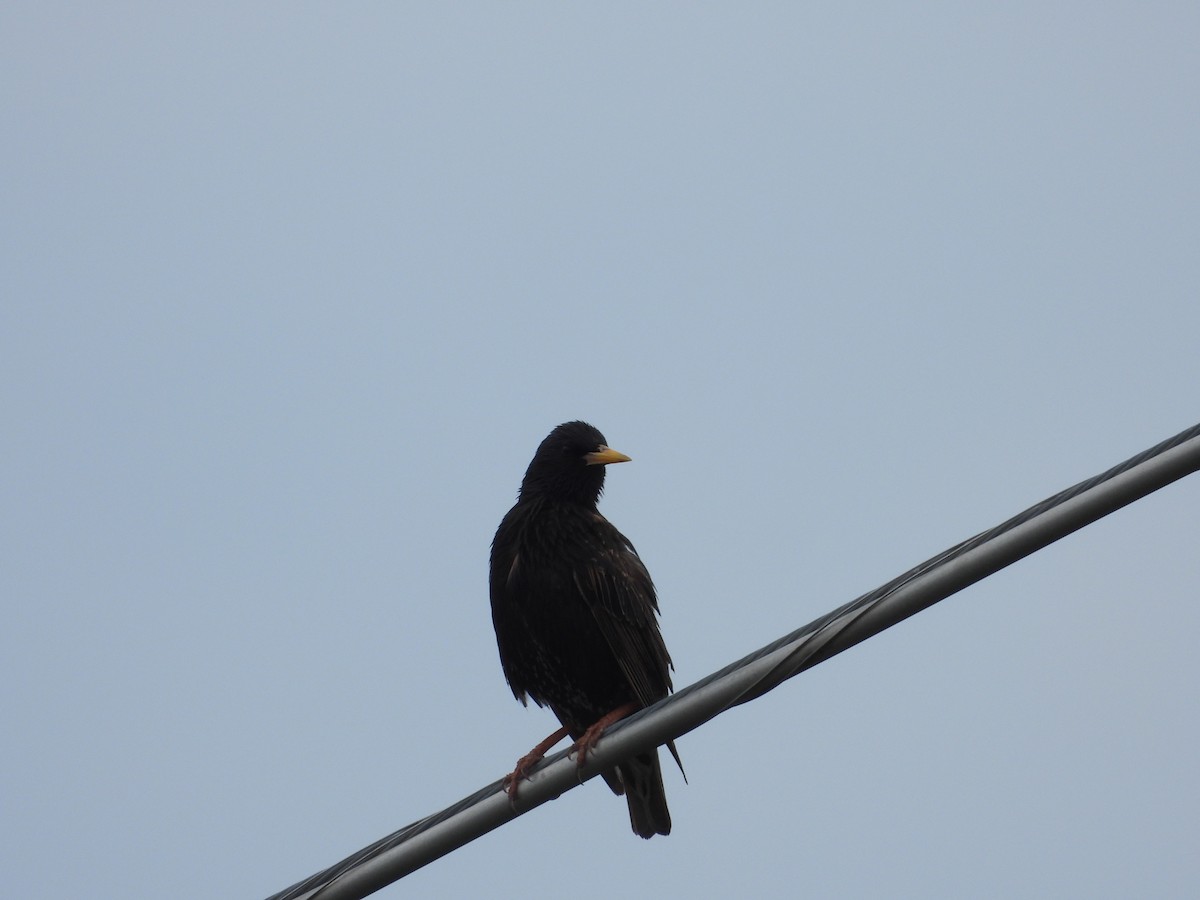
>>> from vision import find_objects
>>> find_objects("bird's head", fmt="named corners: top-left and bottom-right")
top-left (518, 421), bottom-right (631, 505)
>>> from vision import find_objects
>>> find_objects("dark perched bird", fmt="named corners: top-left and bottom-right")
top-left (490, 421), bottom-right (681, 838)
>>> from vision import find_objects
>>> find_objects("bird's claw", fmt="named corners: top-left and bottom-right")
top-left (503, 750), bottom-right (544, 804)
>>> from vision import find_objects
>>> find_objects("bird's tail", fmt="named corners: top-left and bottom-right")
top-left (614, 749), bottom-right (671, 838)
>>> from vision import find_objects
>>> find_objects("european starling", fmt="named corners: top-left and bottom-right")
top-left (490, 421), bottom-right (680, 838)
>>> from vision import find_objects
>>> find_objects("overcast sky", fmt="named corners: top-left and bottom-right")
top-left (4, 5), bottom-right (1199, 898)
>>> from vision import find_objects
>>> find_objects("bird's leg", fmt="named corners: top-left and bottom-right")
top-left (504, 725), bottom-right (571, 802)
top-left (571, 701), bottom-right (639, 767)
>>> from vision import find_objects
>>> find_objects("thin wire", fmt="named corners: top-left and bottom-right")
top-left (268, 421), bottom-right (1200, 900)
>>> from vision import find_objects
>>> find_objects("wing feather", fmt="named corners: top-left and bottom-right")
top-left (573, 513), bottom-right (673, 709)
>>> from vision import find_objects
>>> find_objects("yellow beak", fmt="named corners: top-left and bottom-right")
top-left (584, 445), bottom-right (632, 466)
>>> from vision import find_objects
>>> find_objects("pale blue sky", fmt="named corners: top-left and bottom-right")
top-left (3, 5), bottom-right (1198, 898)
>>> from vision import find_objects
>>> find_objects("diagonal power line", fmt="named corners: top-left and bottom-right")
top-left (269, 421), bottom-right (1200, 900)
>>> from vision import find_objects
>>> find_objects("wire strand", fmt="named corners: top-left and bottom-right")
top-left (268, 421), bottom-right (1200, 900)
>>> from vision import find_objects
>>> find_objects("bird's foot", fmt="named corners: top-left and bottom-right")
top-left (570, 701), bottom-right (639, 767)
top-left (502, 754), bottom-right (540, 803)
top-left (503, 725), bottom-right (570, 803)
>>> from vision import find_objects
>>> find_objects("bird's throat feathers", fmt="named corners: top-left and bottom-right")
top-left (518, 464), bottom-right (606, 506)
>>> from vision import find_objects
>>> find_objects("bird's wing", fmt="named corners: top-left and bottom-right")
top-left (573, 514), bottom-right (673, 709)
top-left (489, 505), bottom-right (532, 705)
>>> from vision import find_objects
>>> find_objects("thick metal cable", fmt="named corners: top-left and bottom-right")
top-left (268, 421), bottom-right (1200, 900)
